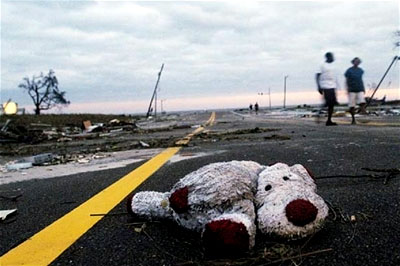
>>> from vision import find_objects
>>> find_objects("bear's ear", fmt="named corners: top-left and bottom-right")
top-left (238, 161), bottom-right (263, 174)
top-left (290, 164), bottom-right (315, 181)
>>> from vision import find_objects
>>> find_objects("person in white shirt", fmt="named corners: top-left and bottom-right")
top-left (316, 52), bottom-right (340, 126)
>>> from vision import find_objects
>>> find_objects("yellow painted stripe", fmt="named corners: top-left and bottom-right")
top-left (205, 111), bottom-right (216, 126)
top-left (0, 147), bottom-right (181, 266)
top-left (175, 112), bottom-right (216, 146)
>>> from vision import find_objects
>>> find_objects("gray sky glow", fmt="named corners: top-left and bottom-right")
top-left (1, 0), bottom-right (399, 113)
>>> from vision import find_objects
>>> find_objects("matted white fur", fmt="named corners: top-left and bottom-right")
top-left (129, 161), bottom-right (329, 250)
top-left (130, 191), bottom-right (172, 219)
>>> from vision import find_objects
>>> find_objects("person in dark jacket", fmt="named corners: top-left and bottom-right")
top-left (345, 57), bottom-right (366, 124)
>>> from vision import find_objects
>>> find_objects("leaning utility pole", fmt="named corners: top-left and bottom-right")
top-left (365, 56), bottom-right (399, 108)
top-left (146, 64), bottom-right (164, 118)
top-left (283, 75), bottom-right (288, 109)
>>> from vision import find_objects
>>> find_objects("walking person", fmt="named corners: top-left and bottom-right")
top-left (345, 57), bottom-right (366, 124)
top-left (254, 102), bottom-right (259, 115)
top-left (316, 52), bottom-right (340, 126)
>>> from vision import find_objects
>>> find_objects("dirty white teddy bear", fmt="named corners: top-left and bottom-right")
top-left (127, 161), bottom-right (328, 252)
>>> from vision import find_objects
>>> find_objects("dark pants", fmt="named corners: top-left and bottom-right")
top-left (322, 89), bottom-right (338, 107)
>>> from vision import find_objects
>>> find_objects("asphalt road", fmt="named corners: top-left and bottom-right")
top-left (1, 111), bottom-right (399, 266)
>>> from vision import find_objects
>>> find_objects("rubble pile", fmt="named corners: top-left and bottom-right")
top-left (194, 127), bottom-right (286, 143)
top-left (0, 152), bottom-right (113, 173)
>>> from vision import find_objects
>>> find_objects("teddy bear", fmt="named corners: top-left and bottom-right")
top-left (127, 161), bottom-right (328, 252)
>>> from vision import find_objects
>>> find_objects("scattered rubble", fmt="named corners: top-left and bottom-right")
top-left (0, 209), bottom-right (17, 221)
top-left (6, 162), bottom-right (33, 171)
top-left (194, 127), bottom-right (285, 143)
top-left (139, 141), bottom-right (150, 148)
top-left (0, 114), bottom-right (187, 157)
top-left (25, 153), bottom-right (54, 165)
top-left (0, 115), bottom-right (139, 146)
top-left (0, 149), bottom-right (163, 185)
top-left (264, 134), bottom-right (291, 140)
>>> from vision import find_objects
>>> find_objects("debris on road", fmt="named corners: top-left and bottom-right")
top-left (139, 141), bottom-right (150, 148)
top-left (77, 158), bottom-right (90, 164)
top-left (0, 114), bottom-right (183, 157)
top-left (82, 120), bottom-right (105, 133)
top-left (6, 161), bottom-right (33, 171)
top-left (0, 209), bottom-right (17, 221)
top-left (194, 127), bottom-right (283, 143)
top-left (25, 153), bottom-right (54, 165)
top-left (264, 134), bottom-right (291, 140)
top-left (133, 223), bottom-right (146, 233)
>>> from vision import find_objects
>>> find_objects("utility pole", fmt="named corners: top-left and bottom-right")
top-left (161, 99), bottom-right (166, 114)
top-left (268, 87), bottom-right (272, 110)
top-left (365, 56), bottom-right (399, 108)
top-left (283, 75), bottom-right (288, 109)
top-left (146, 64), bottom-right (164, 118)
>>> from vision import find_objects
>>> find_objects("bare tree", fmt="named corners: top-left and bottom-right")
top-left (19, 70), bottom-right (70, 115)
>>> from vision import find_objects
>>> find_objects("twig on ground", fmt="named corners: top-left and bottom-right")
top-left (126, 221), bottom-right (161, 226)
top-left (90, 212), bottom-right (128, 217)
top-left (347, 223), bottom-right (358, 245)
top-left (316, 174), bottom-right (378, 179)
top-left (301, 232), bottom-right (316, 251)
top-left (324, 200), bottom-right (337, 221)
top-left (259, 248), bottom-right (333, 266)
top-left (316, 171), bottom-right (398, 185)
top-left (357, 212), bottom-right (373, 220)
top-left (362, 167), bottom-right (400, 173)
top-left (142, 229), bottom-right (185, 262)
top-left (0, 194), bottom-right (23, 201)
top-left (338, 208), bottom-right (349, 223)
top-left (327, 202), bottom-right (349, 223)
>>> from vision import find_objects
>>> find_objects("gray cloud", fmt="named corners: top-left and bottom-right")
top-left (1, 1), bottom-right (399, 112)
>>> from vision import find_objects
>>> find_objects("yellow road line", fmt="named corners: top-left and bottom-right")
top-left (175, 111), bottom-right (216, 146)
top-left (0, 147), bottom-right (181, 266)
top-left (205, 111), bottom-right (216, 126)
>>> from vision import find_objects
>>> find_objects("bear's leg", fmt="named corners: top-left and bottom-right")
top-left (127, 191), bottom-right (172, 220)
top-left (202, 200), bottom-right (256, 254)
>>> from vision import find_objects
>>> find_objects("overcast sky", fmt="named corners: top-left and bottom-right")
top-left (1, 0), bottom-right (399, 113)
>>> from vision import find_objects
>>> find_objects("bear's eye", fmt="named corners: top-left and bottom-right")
top-left (265, 184), bottom-right (272, 191)
top-left (283, 176), bottom-right (290, 181)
